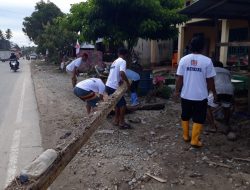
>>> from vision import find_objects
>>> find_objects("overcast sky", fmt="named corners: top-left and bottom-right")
top-left (0, 0), bottom-right (83, 47)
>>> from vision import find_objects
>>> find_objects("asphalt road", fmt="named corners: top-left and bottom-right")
top-left (0, 59), bottom-right (43, 189)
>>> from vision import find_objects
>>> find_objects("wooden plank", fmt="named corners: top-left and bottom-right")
top-left (214, 19), bottom-right (220, 61)
top-left (233, 157), bottom-right (250, 162)
top-left (248, 20), bottom-right (250, 112)
top-left (217, 42), bottom-right (250, 47)
top-left (127, 102), bottom-right (165, 111)
top-left (248, 69), bottom-right (250, 113)
top-left (5, 83), bottom-right (128, 190)
top-left (248, 21), bottom-right (250, 72)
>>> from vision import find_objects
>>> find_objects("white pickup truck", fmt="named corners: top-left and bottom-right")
top-left (0, 50), bottom-right (11, 62)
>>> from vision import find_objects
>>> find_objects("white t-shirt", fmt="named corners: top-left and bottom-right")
top-left (76, 78), bottom-right (105, 94)
top-left (106, 57), bottom-right (126, 89)
top-left (66, 57), bottom-right (83, 72)
top-left (214, 67), bottom-right (234, 95)
top-left (176, 53), bottom-right (216, 100)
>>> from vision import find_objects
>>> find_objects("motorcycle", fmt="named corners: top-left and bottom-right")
top-left (10, 59), bottom-right (19, 72)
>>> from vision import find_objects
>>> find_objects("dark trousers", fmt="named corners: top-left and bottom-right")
top-left (181, 98), bottom-right (208, 124)
top-left (106, 86), bottom-right (126, 108)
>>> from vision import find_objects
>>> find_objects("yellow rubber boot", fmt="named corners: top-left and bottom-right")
top-left (182, 120), bottom-right (190, 142)
top-left (191, 123), bottom-right (203, 148)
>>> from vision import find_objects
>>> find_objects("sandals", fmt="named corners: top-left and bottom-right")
top-left (112, 120), bottom-right (133, 129)
top-left (119, 123), bottom-right (133, 130)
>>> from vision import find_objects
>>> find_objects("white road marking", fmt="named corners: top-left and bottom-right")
top-left (5, 76), bottom-right (26, 187)
top-left (16, 79), bottom-right (26, 124)
top-left (5, 129), bottom-right (21, 187)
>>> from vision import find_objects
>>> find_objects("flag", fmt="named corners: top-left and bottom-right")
top-left (75, 39), bottom-right (80, 55)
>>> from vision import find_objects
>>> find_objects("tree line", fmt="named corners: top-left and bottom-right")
top-left (22, 0), bottom-right (187, 62)
top-left (0, 29), bottom-right (12, 40)
top-left (0, 29), bottom-right (13, 50)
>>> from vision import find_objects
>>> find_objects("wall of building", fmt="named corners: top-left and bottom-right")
top-left (184, 25), bottom-right (217, 57)
top-left (133, 39), bottom-right (173, 66)
top-left (229, 20), bottom-right (248, 29)
top-left (182, 19), bottom-right (248, 64)
top-left (157, 40), bottom-right (173, 63)
top-left (0, 39), bottom-right (11, 50)
top-left (133, 39), bottom-right (151, 65)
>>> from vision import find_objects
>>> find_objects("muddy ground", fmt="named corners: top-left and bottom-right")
top-left (31, 61), bottom-right (250, 190)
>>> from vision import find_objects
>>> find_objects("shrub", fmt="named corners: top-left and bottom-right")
top-left (157, 85), bottom-right (172, 99)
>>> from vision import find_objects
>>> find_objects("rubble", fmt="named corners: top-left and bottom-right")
top-left (26, 62), bottom-right (250, 190)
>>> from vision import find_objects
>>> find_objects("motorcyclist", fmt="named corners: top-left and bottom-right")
top-left (9, 52), bottom-right (19, 69)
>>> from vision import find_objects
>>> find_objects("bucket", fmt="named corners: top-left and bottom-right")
top-left (138, 69), bottom-right (153, 96)
top-left (232, 75), bottom-right (248, 91)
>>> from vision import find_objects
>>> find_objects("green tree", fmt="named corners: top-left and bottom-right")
top-left (37, 16), bottom-right (77, 62)
top-left (11, 43), bottom-right (20, 50)
top-left (21, 46), bottom-right (37, 56)
top-left (5, 29), bottom-right (12, 40)
top-left (67, 2), bottom-right (92, 42)
top-left (73, 0), bottom-right (187, 52)
top-left (22, 0), bottom-right (63, 44)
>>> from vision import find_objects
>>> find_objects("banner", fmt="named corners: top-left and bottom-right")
top-left (75, 39), bottom-right (80, 55)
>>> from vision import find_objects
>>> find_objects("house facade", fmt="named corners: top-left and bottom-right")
top-left (178, 0), bottom-right (249, 67)
top-left (133, 39), bottom-right (173, 67)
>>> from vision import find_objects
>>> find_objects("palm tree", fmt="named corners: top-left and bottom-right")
top-left (5, 29), bottom-right (12, 40)
top-left (0, 30), bottom-right (5, 39)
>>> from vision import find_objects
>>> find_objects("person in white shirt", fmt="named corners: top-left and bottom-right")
top-left (125, 69), bottom-right (140, 106)
top-left (66, 53), bottom-right (88, 87)
top-left (175, 36), bottom-right (217, 148)
top-left (207, 61), bottom-right (234, 133)
top-left (106, 48), bottom-right (130, 129)
top-left (74, 78), bottom-right (105, 114)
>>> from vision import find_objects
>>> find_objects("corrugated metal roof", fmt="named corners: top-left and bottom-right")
top-left (180, 0), bottom-right (250, 20)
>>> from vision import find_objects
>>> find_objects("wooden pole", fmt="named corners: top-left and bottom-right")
top-left (151, 40), bottom-right (158, 68)
top-left (214, 19), bottom-right (219, 62)
top-left (127, 102), bottom-right (165, 111)
top-left (217, 42), bottom-right (250, 47)
top-left (5, 83), bottom-right (127, 190)
top-left (248, 20), bottom-right (250, 112)
top-left (248, 21), bottom-right (250, 72)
